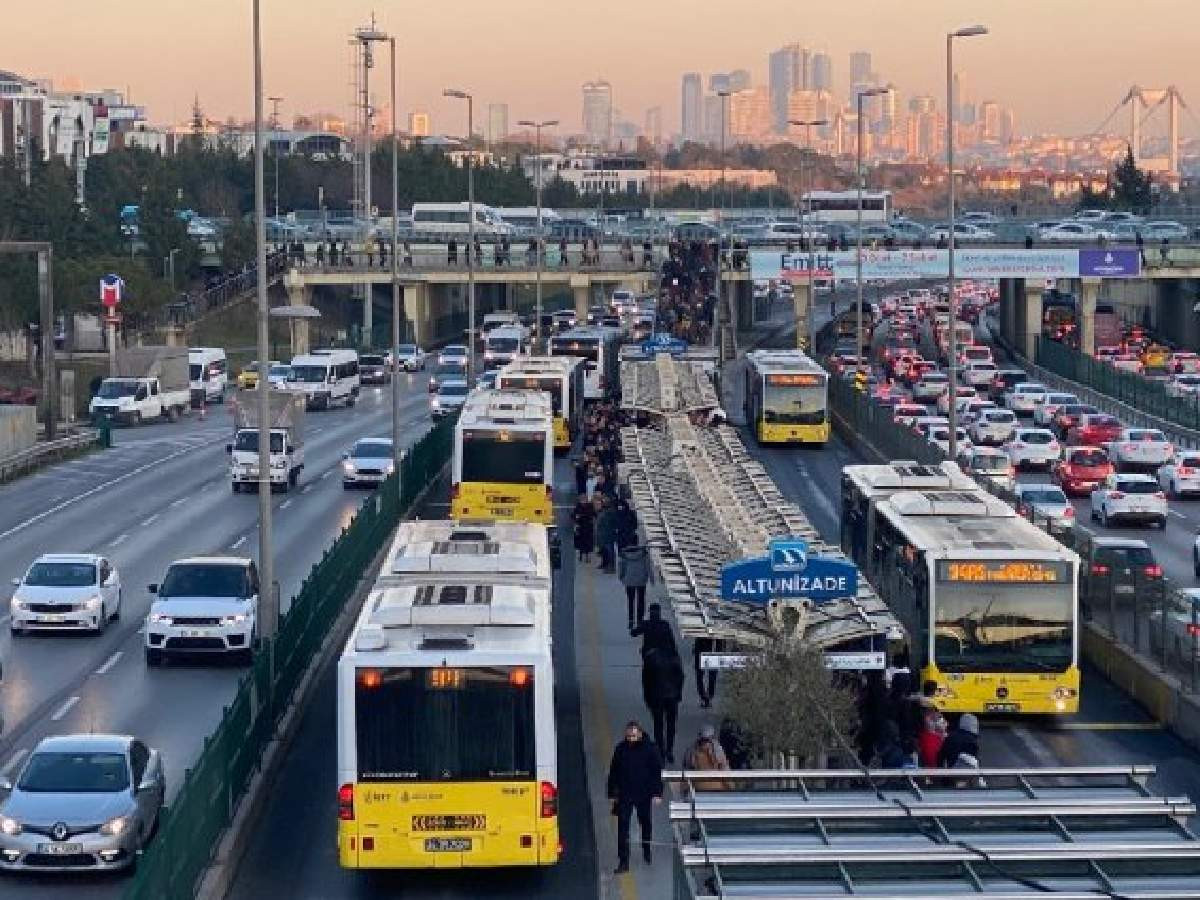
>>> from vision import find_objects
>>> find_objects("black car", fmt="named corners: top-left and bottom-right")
top-left (359, 354), bottom-right (391, 385)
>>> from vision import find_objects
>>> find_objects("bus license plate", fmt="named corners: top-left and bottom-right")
top-left (425, 837), bottom-right (472, 852)
top-left (985, 702), bottom-right (1020, 712)
top-left (492, 507), bottom-right (515, 518)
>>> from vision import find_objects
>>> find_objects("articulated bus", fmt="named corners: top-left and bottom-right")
top-left (452, 390), bottom-right (555, 525)
top-left (841, 462), bottom-right (1081, 715)
top-left (743, 349), bottom-right (831, 444)
top-left (337, 520), bottom-right (559, 870)
top-left (549, 327), bottom-right (621, 401)
top-left (496, 356), bottom-right (585, 451)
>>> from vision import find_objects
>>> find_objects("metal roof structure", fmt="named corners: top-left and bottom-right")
top-left (621, 353), bottom-right (721, 417)
top-left (620, 410), bottom-right (902, 648)
top-left (667, 766), bottom-right (1200, 899)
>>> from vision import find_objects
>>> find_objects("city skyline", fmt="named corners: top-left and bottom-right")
top-left (7, 0), bottom-right (1199, 140)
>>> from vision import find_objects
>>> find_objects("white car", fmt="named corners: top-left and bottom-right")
top-left (430, 379), bottom-right (469, 418)
top-left (342, 438), bottom-right (396, 489)
top-left (1034, 392), bottom-right (1079, 426)
top-left (395, 344), bottom-right (427, 371)
top-left (10, 554), bottom-right (122, 635)
top-left (145, 557), bottom-right (260, 665)
top-left (930, 222), bottom-right (995, 242)
top-left (1039, 222), bottom-right (1111, 242)
top-left (1005, 382), bottom-right (1048, 415)
top-left (937, 385), bottom-right (976, 415)
top-left (963, 447), bottom-right (1015, 491)
top-left (1005, 428), bottom-right (1063, 469)
top-left (962, 361), bottom-right (998, 389)
top-left (958, 345), bottom-right (994, 368)
top-left (438, 344), bottom-right (470, 367)
top-left (1090, 473), bottom-right (1168, 529)
top-left (266, 363), bottom-right (292, 389)
top-left (955, 397), bottom-right (997, 425)
top-left (912, 372), bottom-right (949, 403)
top-left (913, 415), bottom-right (950, 438)
top-left (969, 408), bottom-right (1018, 446)
top-left (1142, 221), bottom-right (1189, 241)
top-left (928, 426), bottom-right (971, 456)
top-left (1166, 374), bottom-right (1200, 398)
top-left (1149, 589), bottom-right (1200, 661)
top-left (1107, 428), bottom-right (1173, 470)
top-left (1158, 451), bottom-right (1200, 498)
top-left (1013, 483), bottom-right (1075, 533)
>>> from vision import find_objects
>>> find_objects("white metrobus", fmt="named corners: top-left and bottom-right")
top-left (285, 348), bottom-right (360, 410)
top-left (452, 389), bottom-right (555, 525)
top-left (803, 190), bottom-right (892, 223)
top-left (337, 520), bottom-right (559, 869)
top-left (841, 462), bottom-right (1081, 715)
top-left (496, 356), bottom-right (585, 451)
top-left (548, 326), bottom-right (621, 401)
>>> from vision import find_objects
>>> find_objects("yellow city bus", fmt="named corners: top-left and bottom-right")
top-left (496, 356), bottom-right (584, 452)
top-left (337, 520), bottom-right (559, 869)
top-left (451, 390), bottom-right (554, 525)
top-left (743, 349), bottom-right (831, 444)
top-left (841, 463), bottom-right (1081, 715)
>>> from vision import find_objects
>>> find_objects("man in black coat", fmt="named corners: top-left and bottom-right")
top-left (642, 643), bottom-right (685, 764)
top-left (937, 713), bottom-right (980, 768)
top-left (606, 721), bottom-right (663, 873)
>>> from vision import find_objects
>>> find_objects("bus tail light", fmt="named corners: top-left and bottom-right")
top-left (338, 784), bottom-right (355, 821)
top-left (545, 485), bottom-right (554, 502)
top-left (540, 781), bottom-right (558, 818)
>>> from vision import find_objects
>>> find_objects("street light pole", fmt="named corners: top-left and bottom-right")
top-left (714, 89), bottom-right (731, 352)
top-left (389, 38), bottom-right (402, 504)
top-left (518, 118), bottom-right (559, 352)
top-left (855, 88), bottom-right (888, 383)
top-left (252, 0), bottom-right (276, 643)
top-left (789, 118), bottom-right (828, 353)
top-left (268, 96), bottom-right (283, 219)
top-left (946, 25), bottom-right (988, 462)
top-left (445, 89), bottom-right (476, 379)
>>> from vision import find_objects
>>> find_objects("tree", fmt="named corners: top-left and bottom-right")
top-left (220, 217), bottom-right (256, 272)
top-left (1111, 145), bottom-right (1153, 214)
top-left (719, 637), bottom-right (860, 767)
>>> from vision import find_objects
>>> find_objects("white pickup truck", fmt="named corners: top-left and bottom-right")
top-left (88, 347), bottom-right (190, 425)
top-left (228, 389), bottom-right (305, 493)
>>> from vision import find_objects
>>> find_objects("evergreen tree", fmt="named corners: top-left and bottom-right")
top-left (1110, 146), bottom-right (1153, 214)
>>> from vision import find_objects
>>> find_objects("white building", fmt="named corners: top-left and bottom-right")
top-left (582, 80), bottom-right (613, 148)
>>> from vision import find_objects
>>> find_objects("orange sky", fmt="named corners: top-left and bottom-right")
top-left (6, 0), bottom-right (1198, 139)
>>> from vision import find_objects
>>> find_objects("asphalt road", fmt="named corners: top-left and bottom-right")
top-left (226, 460), bottom-right (597, 900)
top-left (0, 372), bottom-right (435, 899)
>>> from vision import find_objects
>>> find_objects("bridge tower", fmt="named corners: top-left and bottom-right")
top-left (1116, 85), bottom-right (1187, 179)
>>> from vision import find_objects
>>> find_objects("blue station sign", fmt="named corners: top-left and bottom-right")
top-left (720, 537), bottom-right (859, 604)
top-left (640, 333), bottom-right (689, 357)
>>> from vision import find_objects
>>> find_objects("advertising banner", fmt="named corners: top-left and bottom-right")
top-left (1079, 249), bottom-right (1141, 278)
top-left (750, 248), bottom-right (1082, 282)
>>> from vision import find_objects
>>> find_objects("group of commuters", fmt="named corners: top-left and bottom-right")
top-left (857, 669), bottom-right (982, 772)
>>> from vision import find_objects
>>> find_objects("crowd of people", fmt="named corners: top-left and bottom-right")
top-left (856, 667), bottom-right (982, 772)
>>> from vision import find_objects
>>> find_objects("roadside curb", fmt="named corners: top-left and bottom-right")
top-left (195, 470), bottom-right (448, 900)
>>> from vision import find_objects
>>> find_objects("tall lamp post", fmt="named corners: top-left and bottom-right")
top-left (946, 25), bottom-right (988, 461)
top-left (855, 87), bottom-right (889, 384)
top-left (268, 95), bottom-right (283, 218)
top-left (389, 38), bottom-right (402, 502)
top-left (714, 88), bottom-right (731, 351)
top-left (517, 118), bottom-right (559, 351)
top-left (788, 118), bottom-right (828, 353)
top-left (251, 0), bottom-right (275, 643)
top-left (444, 88), bottom-right (476, 379)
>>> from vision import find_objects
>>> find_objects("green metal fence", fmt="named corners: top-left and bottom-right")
top-left (123, 415), bottom-right (455, 900)
top-left (1036, 337), bottom-right (1200, 430)
top-left (827, 372), bottom-right (947, 466)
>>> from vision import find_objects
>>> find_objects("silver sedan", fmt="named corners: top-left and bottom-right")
top-left (0, 734), bottom-right (164, 872)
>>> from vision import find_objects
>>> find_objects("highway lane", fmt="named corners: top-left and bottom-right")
top-left (0, 375), bottom-right (436, 898)
top-left (226, 460), bottom-right (597, 900)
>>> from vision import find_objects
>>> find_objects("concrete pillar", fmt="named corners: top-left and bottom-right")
top-left (570, 276), bottom-right (591, 320)
top-left (1021, 280), bottom-right (1043, 360)
top-left (1078, 278), bottom-right (1100, 357)
top-left (410, 282), bottom-right (431, 347)
top-left (735, 280), bottom-right (752, 331)
top-left (998, 277), bottom-right (1018, 348)
top-left (163, 325), bottom-right (185, 348)
top-left (792, 280), bottom-right (811, 350)
top-left (285, 278), bottom-right (311, 357)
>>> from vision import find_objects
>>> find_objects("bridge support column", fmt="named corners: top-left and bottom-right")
top-left (1079, 278), bottom-right (1100, 357)
top-left (1021, 280), bottom-right (1043, 360)
top-left (163, 325), bottom-right (186, 348)
top-left (570, 276), bottom-right (591, 320)
top-left (410, 283), bottom-right (431, 347)
top-left (792, 281), bottom-right (810, 350)
top-left (286, 279), bottom-right (312, 356)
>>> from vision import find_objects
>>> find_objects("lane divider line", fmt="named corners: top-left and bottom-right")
top-left (301, 484), bottom-right (313, 494)
top-left (170, 497), bottom-right (189, 508)
top-left (110, 533), bottom-right (129, 547)
top-left (279, 499), bottom-right (292, 510)
top-left (230, 536), bottom-right (248, 549)
top-left (50, 696), bottom-right (80, 722)
top-left (95, 651), bottom-right (123, 676)
top-left (141, 513), bottom-right (159, 527)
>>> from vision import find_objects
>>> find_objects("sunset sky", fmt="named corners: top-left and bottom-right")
top-left (7, 0), bottom-right (1198, 139)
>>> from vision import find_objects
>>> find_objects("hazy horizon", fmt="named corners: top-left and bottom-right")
top-left (8, 0), bottom-right (1198, 140)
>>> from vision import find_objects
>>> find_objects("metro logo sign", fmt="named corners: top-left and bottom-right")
top-left (720, 535), bottom-right (859, 604)
top-left (99, 273), bottom-right (125, 309)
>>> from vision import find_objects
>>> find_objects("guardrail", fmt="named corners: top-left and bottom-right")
top-left (827, 368), bottom-right (1200, 695)
top-left (0, 428), bottom-right (106, 483)
top-left (123, 415), bottom-right (454, 900)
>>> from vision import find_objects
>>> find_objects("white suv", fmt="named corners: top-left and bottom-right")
top-left (145, 557), bottom-right (261, 665)
top-left (969, 408), bottom-right (1017, 446)
top-left (1090, 474), bottom-right (1168, 529)
top-left (1005, 382), bottom-right (1048, 415)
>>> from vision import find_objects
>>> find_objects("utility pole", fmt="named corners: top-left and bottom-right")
top-left (268, 96), bottom-right (284, 219)
top-left (389, 37), bottom-right (402, 505)
top-left (855, 87), bottom-right (888, 386)
top-left (355, 20), bottom-right (388, 348)
top-left (444, 88), bottom-right (476, 379)
top-left (789, 118), bottom-right (828, 352)
top-left (518, 118), bottom-right (559, 351)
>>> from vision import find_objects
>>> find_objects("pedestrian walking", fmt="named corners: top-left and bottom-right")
top-left (574, 456), bottom-right (589, 496)
top-left (573, 495), bottom-right (595, 562)
top-left (691, 636), bottom-right (721, 708)
top-left (682, 725), bottom-right (730, 790)
top-left (642, 644), bottom-right (684, 764)
top-left (618, 544), bottom-right (652, 629)
top-left (937, 713), bottom-right (980, 768)
top-left (631, 603), bottom-right (677, 655)
top-left (718, 717), bottom-right (752, 769)
top-left (595, 496), bottom-right (617, 572)
top-left (315, 242), bottom-right (325, 267)
top-left (403, 241), bottom-right (413, 267)
top-left (614, 497), bottom-right (638, 549)
top-left (606, 721), bottom-right (663, 873)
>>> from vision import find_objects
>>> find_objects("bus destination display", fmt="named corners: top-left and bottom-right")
top-left (936, 560), bottom-right (1070, 584)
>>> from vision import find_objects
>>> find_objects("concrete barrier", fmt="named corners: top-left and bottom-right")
top-left (0, 405), bottom-right (36, 458)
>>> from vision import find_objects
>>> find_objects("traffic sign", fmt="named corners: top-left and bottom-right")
top-left (100, 273), bottom-right (125, 309)
top-left (640, 333), bottom-right (688, 357)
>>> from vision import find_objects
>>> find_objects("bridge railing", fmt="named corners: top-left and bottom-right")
top-left (122, 415), bottom-right (455, 900)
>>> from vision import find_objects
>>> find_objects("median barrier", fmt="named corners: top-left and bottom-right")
top-left (123, 415), bottom-right (454, 900)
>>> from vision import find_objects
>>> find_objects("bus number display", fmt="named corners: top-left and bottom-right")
top-left (767, 373), bottom-right (823, 386)
top-left (428, 667), bottom-right (465, 690)
top-left (937, 561), bottom-right (1069, 584)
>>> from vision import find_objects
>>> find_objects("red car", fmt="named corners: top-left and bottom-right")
top-left (1067, 413), bottom-right (1123, 446)
top-left (1053, 403), bottom-right (1099, 438)
top-left (1054, 446), bottom-right (1115, 496)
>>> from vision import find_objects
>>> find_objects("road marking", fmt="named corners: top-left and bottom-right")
top-left (170, 497), bottom-right (189, 508)
top-left (141, 513), bottom-right (159, 527)
top-left (230, 535), bottom-right (247, 549)
top-left (95, 651), bottom-right (124, 676)
top-left (1171, 510), bottom-right (1187, 520)
top-left (110, 533), bottom-right (129, 547)
top-left (320, 469), bottom-right (332, 480)
top-left (1011, 726), bottom-right (1061, 768)
top-left (301, 484), bottom-right (313, 494)
top-left (0, 749), bottom-right (27, 777)
top-left (279, 499), bottom-right (293, 510)
top-left (0, 438), bottom-right (223, 541)
top-left (795, 461), bottom-right (839, 524)
top-left (1054, 721), bottom-right (1162, 732)
top-left (50, 696), bottom-right (80, 722)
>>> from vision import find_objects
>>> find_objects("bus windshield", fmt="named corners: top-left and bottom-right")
top-left (551, 338), bottom-right (598, 364)
top-left (289, 365), bottom-right (329, 383)
top-left (462, 430), bottom-right (545, 483)
top-left (355, 666), bottom-right (536, 780)
top-left (500, 377), bottom-right (562, 415)
top-left (763, 379), bottom-right (826, 425)
top-left (934, 582), bottom-right (1073, 673)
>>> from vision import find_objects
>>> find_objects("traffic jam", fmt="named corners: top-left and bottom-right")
top-left (832, 280), bottom-right (1200, 595)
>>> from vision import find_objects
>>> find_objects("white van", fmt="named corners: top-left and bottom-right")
top-left (481, 311), bottom-right (521, 335)
top-left (285, 349), bottom-right (360, 409)
top-left (483, 325), bottom-right (526, 368)
top-left (188, 347), bottom-right (228, 404)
